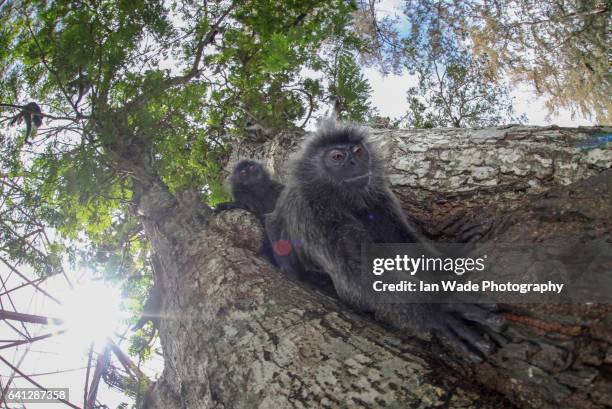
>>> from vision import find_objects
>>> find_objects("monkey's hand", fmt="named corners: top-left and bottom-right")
top-left (214, 202), bottom-right (243, 214)
top-left (458, 214), bottom-right (494, 243)
top-left (385, 303), bottom-right (504, 363)
top-left (428, 303), bottom-right (505, 362)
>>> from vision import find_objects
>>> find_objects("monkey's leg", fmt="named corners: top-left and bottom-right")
top-left (264, 215), bottom-right (303, 279)
top-left (330, 226), bottom-right (499, 362)
top-left (318, 225), bottom-right (375, 311)
top-left (444, 303), bottom-right (505, 332)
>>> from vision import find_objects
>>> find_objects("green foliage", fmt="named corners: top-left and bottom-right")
top-left (328, 53), bottom-right (374, 122)
top-left (0, 0), bottom-right (356, 260)
top-left (405, 94), bottom-right (435, 129)
top-left (392, 6), bottom-right (525, 128)
top-left (0, 1), bottom-right (367, 375)
top-left (404, 50), bottom-right (525, 128)
top-left (399, 0), bottom-right (610, 123)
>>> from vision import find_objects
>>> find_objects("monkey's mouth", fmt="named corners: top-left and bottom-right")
top-left (343, 173), bottom-right (371, 186)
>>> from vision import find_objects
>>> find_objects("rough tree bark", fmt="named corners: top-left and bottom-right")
top-left (138, 125), bottom-right (611, 409)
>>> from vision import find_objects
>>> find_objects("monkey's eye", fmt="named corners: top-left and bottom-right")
top-left (352, 144), bottom-right (364, 157)
top-left (239, 169), bottom-right (248, 178)
top-left (248, 165), bottom-right (256, 172)
top-left (328, 150), bottom-right (345, 162)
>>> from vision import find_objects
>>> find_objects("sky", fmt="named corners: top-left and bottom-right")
top-left (362, 67), bottom-right (596, 127)
top-left (362, 0), bottom-right (596, 128)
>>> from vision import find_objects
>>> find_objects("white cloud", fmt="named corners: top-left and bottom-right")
top-left (363, 67), bottom-right (418, 119)
top-left (510, 83), bottom-right (595, 127)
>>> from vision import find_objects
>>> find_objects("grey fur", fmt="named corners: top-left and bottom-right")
top-left (266, 120), bottom-right (504, 361)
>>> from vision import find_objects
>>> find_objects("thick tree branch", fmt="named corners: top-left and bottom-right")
top-left (212, 125), bottom-right (612, 409)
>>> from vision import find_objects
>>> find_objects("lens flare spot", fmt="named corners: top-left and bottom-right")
top-left (273, 240), bottom-right (292, 256)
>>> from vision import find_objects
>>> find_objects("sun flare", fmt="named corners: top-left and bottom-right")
top-left (58, 278), bottom-right (125, 347)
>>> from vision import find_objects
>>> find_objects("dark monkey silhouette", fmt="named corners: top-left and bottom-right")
top-left (10, 102), bottom-right (43, 141)
top-left (266, 121), bottom-right (504, 361)
top-left (215, 160), bottom-right (284, 222)
top-left (215, 160), bottom-right (285, 265)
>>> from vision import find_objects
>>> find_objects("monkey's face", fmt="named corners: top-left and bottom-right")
top-left (322, 142), bottom-right (371, 188)
top-left (232, 161), bottom-right (268, 188)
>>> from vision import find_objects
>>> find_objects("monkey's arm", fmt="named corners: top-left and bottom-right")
top-left (214, 201), bottom-right (247, 213)
top-left (328, 224), bottom-right (503, 362)
top-left (366, 191), bottom-right (426, 244)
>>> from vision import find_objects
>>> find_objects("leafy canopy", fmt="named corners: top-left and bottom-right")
top-left (403, 37), bottom-right (525, 128)
top-left (399, 0), bottom-right (611, 123)
top-left (0, 0), bottom-right (368, 331)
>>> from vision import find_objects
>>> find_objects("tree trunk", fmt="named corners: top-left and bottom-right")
top-left (141, 125), bottom-right (611, 409)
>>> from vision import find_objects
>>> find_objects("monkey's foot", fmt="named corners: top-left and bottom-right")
top-left (431, 303), bottom-right (505, 363)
